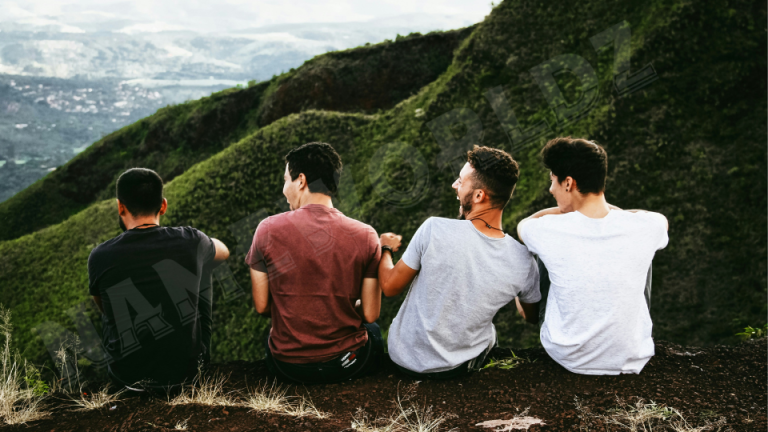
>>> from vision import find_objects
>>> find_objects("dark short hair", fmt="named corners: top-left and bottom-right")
top-left (466, 145), bottom-right (520, 208)
top-left (541, 137), bottom-right (607, 194)
top-left (284, 142), bottom-right (342, 196)
top-left (116, 168), bottom-right (164, 216)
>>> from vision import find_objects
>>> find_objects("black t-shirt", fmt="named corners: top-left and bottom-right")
top-left (88, 226), bottom-right (216, 387)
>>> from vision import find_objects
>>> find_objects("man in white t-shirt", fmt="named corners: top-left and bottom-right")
top-left (379, 145), bottom-right (541, 380)
top-left (517, 137), bottom-right (668, 375)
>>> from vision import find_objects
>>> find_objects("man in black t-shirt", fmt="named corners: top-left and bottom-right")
top-left (88, 168), bottom-right (229, 390)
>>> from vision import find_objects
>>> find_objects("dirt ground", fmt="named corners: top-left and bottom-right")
top-left (3, 338), bottom-right (765, 431)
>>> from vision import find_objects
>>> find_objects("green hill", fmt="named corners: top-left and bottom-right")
top-left (0, 0), bottom-right (764, 366)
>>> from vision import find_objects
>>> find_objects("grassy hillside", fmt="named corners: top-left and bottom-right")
top-left (0, 27), bottom-right (473, 242)
top-left (0, 0), bottom-right (764, 366)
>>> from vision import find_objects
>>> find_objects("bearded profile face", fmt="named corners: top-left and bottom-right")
top-left (458, 189), bottom-right (473, 220)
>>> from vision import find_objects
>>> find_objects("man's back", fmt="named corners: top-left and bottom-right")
top-left (388, 217), bottom-right (540, 373)
top-left (520, 209), bottom-right (668, 374)
top-left (88, 226), bottom-right (216, 386)
top-left (245, 204), bottom-right (380, 363)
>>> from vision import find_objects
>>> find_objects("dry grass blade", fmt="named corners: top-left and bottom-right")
top-left (69, 384), bottom-right (125, 411)
top-left (174, 417), bottom-right (190, 430)
top-left (0, 307), bottom-right (49, 425)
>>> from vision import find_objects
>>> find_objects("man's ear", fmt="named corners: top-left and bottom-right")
top-left (116, 199), bottom-right (127, 216)
top-left (297, 173), bottom-right (307, 191)
top-left (473, 188), bottom-right (487, 203)
top-left (158, 198), bottom-right (168, 216)
top-left (564, 176), bottom-right (577, 193)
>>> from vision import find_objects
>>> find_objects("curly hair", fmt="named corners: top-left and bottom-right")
top-left (284, 142), bottom-right (343, 196)
top-left (466, 145), bottom-right (520, 208)
top-left (540, 137), bottom-right (607, 194)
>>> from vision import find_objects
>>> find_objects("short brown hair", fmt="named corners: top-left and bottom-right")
top-left (466, 145), bottom-right (520, 208)
top-left (541, 137), bottom-right (607, 194)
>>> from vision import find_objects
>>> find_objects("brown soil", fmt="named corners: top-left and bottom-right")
top-left (4, 339), bottom-right (765, 432)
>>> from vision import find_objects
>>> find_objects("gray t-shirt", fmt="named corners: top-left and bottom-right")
top-left (387, 217), bottom-right (540, 373)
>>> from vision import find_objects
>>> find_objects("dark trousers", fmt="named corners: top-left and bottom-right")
top-left (394, 337), bottom-right (496, 380)
top-left (536, 257), bottom-right (653, 327)
top-left (264, 322), bottom-right (384, 385)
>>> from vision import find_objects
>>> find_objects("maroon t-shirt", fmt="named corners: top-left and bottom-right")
top-left (245, 204), bottom-right (381, 363)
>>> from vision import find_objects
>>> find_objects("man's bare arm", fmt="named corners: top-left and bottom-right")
top-left (250, 268), bottom-right (271, 316)
top-left (360, 278), bottom-right (381, 323)
top-left (92, 296), bottom-right (104, 313)
top-left (211, 238), bottom-right (230, 262)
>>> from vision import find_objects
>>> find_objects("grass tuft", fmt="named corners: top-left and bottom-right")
top-left (169, 369), bottom-right (238, 407)
top-left (0, 307), bottom-right (49, 425)
top-left (352, 383), bottom-right (455, 432)
top-left (243, 382), bottom-right (329, 419)
top-left (174, 417), bottom-right (190, 430)
top-left (575, 397), bottom-right (729, 432)
top-left (68, 384), bottom-right (124, 411)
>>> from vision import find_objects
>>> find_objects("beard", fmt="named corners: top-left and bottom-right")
top-left (118, 215), bottom-right (127, 232)
top-left (457, 192), bottom-right (472, 220)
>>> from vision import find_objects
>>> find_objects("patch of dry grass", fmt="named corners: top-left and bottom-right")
top-left (68, 384), bottom-right (125, 411)
top-left (0, 307), bottom-right (49, 425)
top-left (242, 381), bottom-right (329, 419)
top-left (352, 383), bottom-right (455, 432)
top-left (575, 397), bottom-right (730, 432)
top-left (242, 382), bottom-right (291, 413)
top-left (169, 369), bottom-right (238, 407)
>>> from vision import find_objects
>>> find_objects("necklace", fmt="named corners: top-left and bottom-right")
top-left (131, 223), bottom-right (158, 230)
top-left (469, 217), bottom-right (503, 232)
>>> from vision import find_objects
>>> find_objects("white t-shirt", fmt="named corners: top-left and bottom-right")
top-left (388, 217), bottom-right (540, 373)
top-left (519, 209), bottom-right (668, 375)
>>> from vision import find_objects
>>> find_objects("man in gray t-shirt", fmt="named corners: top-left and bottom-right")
top-left (379, 146), bottom-right (540, 378)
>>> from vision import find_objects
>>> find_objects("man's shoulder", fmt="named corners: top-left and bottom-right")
top-left (337, 213), bottom-right (376, 233)
top-left (88, 232), bottom-right (126, 261)
top-left (422, 216), bottom-right (461, 230)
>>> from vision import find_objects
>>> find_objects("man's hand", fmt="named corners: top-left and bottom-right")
top-left (517, 207), bottom-right (564, 244)
top-left (380, 233), bottom-right (402, 251)
top-left (378, 232), bottom-right (417, 297)
top-left (515, 297), bottom-right (539, 324)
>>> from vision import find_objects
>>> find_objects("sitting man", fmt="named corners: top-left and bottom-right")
top-left (246, 142), bottom-right (384, 384)
top-left (88, 168), bottom-right (230, 391)
top-left (517, 137), bottom-right (669, 375)
top-left (379, 145), bottom-right (541, 380)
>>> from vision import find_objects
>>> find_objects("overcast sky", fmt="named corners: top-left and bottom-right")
top-left (5, 0), bottom-right (494, 33)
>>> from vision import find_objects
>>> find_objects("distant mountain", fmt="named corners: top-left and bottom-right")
top-left (0, 14), bottom-right (483, 80)
top-left (0, 12), bottom-right (483, 202)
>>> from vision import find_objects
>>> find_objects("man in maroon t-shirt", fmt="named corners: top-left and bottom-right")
top-left (245, 142), bottom-right (383, 384)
